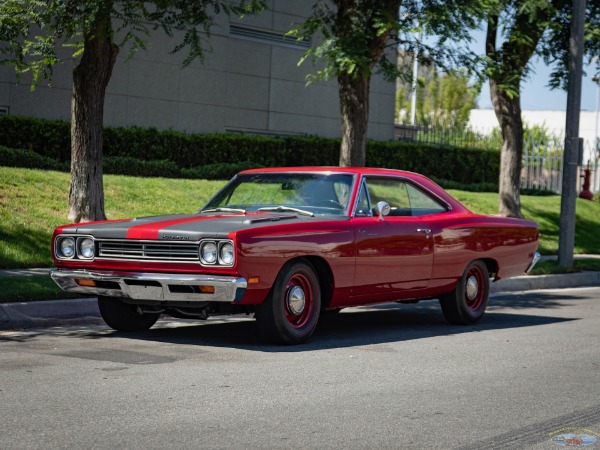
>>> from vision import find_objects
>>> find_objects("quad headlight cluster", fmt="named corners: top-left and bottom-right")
top-left (200, 240), bottom-right (235, 266)
top-left (55, 235), bottom-right (95, 260)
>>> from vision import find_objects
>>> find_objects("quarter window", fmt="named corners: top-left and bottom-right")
top-left (354, 182), bottom-right (372, 216)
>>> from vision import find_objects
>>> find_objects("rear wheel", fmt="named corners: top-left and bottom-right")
top-left (255, 261), bottom-right (321, 344)
top-left (440, 260), bottom-right (489, 325)
top-left (98, 296), bottom-right (160, 331)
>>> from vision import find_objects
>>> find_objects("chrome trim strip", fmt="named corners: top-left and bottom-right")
top-left (50, 269), bottom-right (247, 303)
top-left (525, 251), bottom-right (541, 274)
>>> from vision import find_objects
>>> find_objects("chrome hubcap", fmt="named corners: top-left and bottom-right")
top-left (466, 276), bottom-right (479, 300)
top-left (287, 286), bottom-right (306, 315)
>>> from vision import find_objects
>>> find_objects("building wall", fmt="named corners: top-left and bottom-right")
top-left (0, 1), bottom-right (395, 141)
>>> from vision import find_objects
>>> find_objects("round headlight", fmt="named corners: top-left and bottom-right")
top-left (201, 242), bottom-right (217, 264)
top-left (79, 238), bottom-right (95, 259)
top-left (59, 237), bottom-right (75, 258)
top-left (219, 242), bottom-right (235, 265)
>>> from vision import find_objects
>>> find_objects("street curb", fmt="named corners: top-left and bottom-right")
top-left (491, 271), bottom-right (600, 293)
top-left (0, 298), bottom-right (100, 330)
top-left (0, 272), bottom-right (598, 331)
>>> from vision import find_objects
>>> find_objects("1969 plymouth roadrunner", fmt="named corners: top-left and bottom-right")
top-left (51, 167), bottom-right (540, 344)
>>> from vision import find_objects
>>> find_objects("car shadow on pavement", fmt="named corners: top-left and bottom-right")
top-left (0, 291), bottom-right (581, 349)
top-left (87, 296), bottom-right (578, 352)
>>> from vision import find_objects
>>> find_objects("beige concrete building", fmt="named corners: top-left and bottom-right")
top-left (0, 1), bottom-right (395, 140)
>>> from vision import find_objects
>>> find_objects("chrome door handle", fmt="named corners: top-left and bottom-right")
top-left (358, 228), bottom-right (377, 237)
top-left (416, 228), bottom-right (431, 234)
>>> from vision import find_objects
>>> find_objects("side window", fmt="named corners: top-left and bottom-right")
top-left (365, 177), bottom-right (411, 216)
top-left (406, 183), bottom-right (447, 216)
top-left (364, 177), bottom-right (447, 217)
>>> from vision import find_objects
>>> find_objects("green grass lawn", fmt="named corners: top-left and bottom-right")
top-left (1, 166), bottom-right (599, 270)
top-left (529, 259), bottom-right (600, 275)
top-left (0, 275), bottom-right (89, 303)
top-left (1, 167), bottom-right (223, 268)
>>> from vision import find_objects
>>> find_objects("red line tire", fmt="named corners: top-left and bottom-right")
top-left (255, 260), bottom-right (321, 344)
top-left (98, 296), bottom-right (160, 332)
top-left (440, 260), bottom-right (490, 325)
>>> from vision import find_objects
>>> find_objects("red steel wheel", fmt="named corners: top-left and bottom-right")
top-left (464, 264), bottom-right (486, 311)
top-left (256, 260), bottom-right (321, 344)
top-left (283, 272), bottom-right (315, 329)
top-left (440, 260), bottom-right (490, 325)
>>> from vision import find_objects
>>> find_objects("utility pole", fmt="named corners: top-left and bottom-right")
top-left (410, 30), bottom-right (419, 126)
top-left (558, 0), bottom-right (586, 268)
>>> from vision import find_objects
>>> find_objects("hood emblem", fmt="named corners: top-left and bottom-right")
top-left (162, 234), bottom-right (190, 240)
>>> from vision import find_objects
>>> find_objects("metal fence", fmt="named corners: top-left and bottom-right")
top-left (521, 145), bottom-right (563, 193)
top-left (522, 140), bottom-right (599, 197)
top-left (397, 124), bottom-right (599, 198)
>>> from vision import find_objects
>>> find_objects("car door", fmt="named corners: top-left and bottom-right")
top-left (350, 176), bottom-right (446, 301)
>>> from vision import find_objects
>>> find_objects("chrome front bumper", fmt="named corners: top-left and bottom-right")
top-left (525, 252), bottom-right (541, 274)
top-left (50, 269), bottom-right (247, 303)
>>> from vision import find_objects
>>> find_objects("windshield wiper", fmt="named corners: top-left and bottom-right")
top-left (202, 207), bottom-right (246, 214)
top-left (257, 206), bottom-right (314, 217)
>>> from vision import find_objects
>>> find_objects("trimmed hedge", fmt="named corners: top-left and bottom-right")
top-left (0, 145), bottom-right (264, 180)
top-left (0, 115), bottom-right (500, 185)
top-left (0, 145), bottom-right (69, 171)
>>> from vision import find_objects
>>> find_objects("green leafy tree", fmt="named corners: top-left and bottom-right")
top-left (397, 67), bottom-right (480, 130)
top-left (0, 0), bottom-right (263, 222)
top-left (290, 0), bottom-right (483, 166)
top-left (483, 0), bottom-right (600, 217)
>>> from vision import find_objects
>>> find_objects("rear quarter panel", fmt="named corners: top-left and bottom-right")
top-left (430, 213), bottom-right (539, 288)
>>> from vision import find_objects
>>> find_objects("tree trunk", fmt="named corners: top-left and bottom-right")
top-left (68, 5), bottom-right (118, 222)
top-left (489, 78), bottom-right (524, 218)
top-left (486, 14), bottom-right (525, 218)
top-left (338, 72), bottom-right (370, 166)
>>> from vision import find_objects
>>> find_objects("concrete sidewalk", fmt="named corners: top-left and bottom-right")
top-left (1, 270), bottom-right (599, 331)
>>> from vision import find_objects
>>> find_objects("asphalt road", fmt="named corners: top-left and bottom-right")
top-left (1, 287), bottom-right (599, 450)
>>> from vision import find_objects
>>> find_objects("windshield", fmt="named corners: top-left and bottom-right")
top-left (203, 172), bottom-right (355, 216)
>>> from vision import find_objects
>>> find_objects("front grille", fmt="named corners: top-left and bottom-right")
top-left (98, 240), bottom-right (199, 262)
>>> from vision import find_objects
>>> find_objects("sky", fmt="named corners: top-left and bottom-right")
top-left (477, 58), bottom-right (598, 112)
top-left (464, 30), bottom-right (598, 112)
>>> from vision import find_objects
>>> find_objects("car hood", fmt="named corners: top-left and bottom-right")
top-left (59, 212), bottom-right (338, 241)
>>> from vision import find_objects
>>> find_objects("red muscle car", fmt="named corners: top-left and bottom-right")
top-left (51, 167), bottom-right (540, 344)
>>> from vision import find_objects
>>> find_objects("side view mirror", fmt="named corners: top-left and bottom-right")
top-left (376, 201), bottom-right (390, 221)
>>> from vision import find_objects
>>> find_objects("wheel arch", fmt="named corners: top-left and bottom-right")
top-left (479, 258), bottom-right (499, 280)
top-left (302, 256), bottom-right (335, 310)
top-left (270, 256), bottom-right (334, 310)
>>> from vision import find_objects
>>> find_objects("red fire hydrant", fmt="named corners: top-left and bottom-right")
top-left (579, 166), bottom-right (594, 200)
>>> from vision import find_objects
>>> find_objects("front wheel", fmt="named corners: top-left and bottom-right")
top-left (439, 260), bottom-right (490, 325)
top-left (255, 261), bottom-right (321, 344)
top-left (98, 296), bottom-right (160, 331)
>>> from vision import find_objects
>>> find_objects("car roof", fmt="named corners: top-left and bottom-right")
top-left (239, 166), bottom-right (419, 177)
top-left (238, 166), bottom-right (471, 214)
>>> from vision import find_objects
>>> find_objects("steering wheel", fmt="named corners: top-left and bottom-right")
top-left (317, 199), bottom-right (344, 209)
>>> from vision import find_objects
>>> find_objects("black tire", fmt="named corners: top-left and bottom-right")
top-left (255, 260), bottom-right (321, 344)
top-left (98, 296), bottom-right (160, 332)
top-left (439, 260), bottom-right (490, 325)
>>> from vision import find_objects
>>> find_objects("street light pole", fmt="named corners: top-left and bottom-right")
top-left (410, 30), bottom-right (419, 126)
top-left (593, 74), bottom-right (600, 202)
top-left (558, 0), bottom-right (586, 268)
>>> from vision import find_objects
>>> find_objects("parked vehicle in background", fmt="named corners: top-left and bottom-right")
top-left (51, 167), bottom-right (540, 344)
